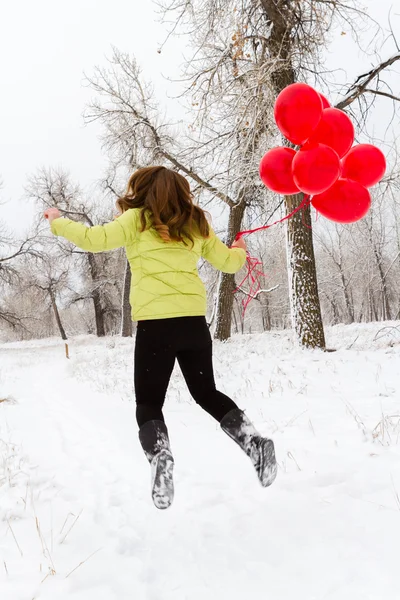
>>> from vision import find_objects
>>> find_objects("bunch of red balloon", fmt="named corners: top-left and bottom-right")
top-left (259, 83), bottom-right (386, 223)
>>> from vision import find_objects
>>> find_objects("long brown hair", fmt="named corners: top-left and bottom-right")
top-left (116, 166), bottom-right (210, 244)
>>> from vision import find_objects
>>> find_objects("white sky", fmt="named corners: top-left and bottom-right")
top-left (0, 0), bottom-right (398, 235)
top-left (0, 0), bottom-right (182, 232)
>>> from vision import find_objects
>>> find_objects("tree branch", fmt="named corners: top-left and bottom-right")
top-left (363, 88), bottom-right (400, 102)
top-left (335, 52), bottom-right (400, 110)
top-left (0, 235), bottom-right (41, 263)
top-left (85, 52), bottom-right (237, 208)
top-left (237, 284), bottom-right (279, 299)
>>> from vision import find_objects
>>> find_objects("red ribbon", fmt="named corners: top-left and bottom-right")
top-left (233, 195), bottom-right (312, 315)
top-left (235, 194), bottom-right (311, 241)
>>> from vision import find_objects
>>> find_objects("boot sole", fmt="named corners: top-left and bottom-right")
top-left (151, 450), bottom-right (175, 510)
top-left (257, 439), bottom-right (278, 487)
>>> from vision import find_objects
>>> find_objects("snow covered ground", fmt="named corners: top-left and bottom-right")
top-left (1, 321), bottom-right (400, 600)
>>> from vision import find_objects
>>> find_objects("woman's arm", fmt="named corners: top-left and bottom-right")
top-left (46, 209), bottom-right (137, 252)
top-left (201, 229), bottom-right (246, 273)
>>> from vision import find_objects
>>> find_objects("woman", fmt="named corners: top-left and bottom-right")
top-left (45, 166), bottom-right (277, 509)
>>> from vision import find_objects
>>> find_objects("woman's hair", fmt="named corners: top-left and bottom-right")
top-left (116, 166), bottom-right (210, 244)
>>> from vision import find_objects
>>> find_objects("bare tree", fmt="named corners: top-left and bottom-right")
top-left (315, 224), bottom-right (355, 324)
top-left (31, 277), bottom-right (69, 340)
top-left (0, 205), bottom-right (43, 331)
top-left (26, 168), bottom-right (125, 337)
top-left (18, 253), bottom-right (72, 341)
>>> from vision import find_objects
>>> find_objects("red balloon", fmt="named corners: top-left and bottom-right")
top-left (320, 94), bottom-right (331, 109)
top-left (342, 144), bottom-right (386, 188)
top-left (292, 143), bottom-right (341, 195)
top-left (259, 147), bottom-right (299, 195)
top-left (312, 178), bottom-right (371, 223)
top-left (305, 108), bottom-right (354, 158)
top-left (274, 83), bottom-right (323, 145)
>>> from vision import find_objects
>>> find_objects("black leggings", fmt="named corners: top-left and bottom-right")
top-left (134, 316), bottom-right (239, 427)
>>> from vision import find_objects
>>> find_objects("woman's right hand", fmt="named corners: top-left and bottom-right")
top-left (232, 236), bottom-right (247, 251)
top-left (44, 207), bottom-right (61, 224)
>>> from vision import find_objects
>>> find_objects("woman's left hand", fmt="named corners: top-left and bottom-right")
top-left (232, 236), bottom-right (247, 251)
top-left (44, 208), bottom-right (61, 224)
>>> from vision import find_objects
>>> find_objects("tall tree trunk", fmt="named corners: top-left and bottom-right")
top-left (214, 200), bottom-right (246, 341)
top-left (366, 221), bottom-right (392, 321)
top-left (369, 285), bottom-right (378, 322)
top-left (340, 271), bottom-right (354, 323)
top-left (87, 253), bottom-right (106, 337)
top-left (261, 294), bottom-right (272, 331)
top-left (121, 260), bottom-right (133, 337)
top-left (337, 242), bottom-right (354, 323)
top-left (286, 193), bottom-right (325, 347)
top-left (49, 288), bottom-right (67, 340)
top-left (92, 291), bottom-right (106, 337)
top-left (374, 252), bottom-right (392, 321)
top-left (326, 292), bottom-right (340, 325)
top-left (263, 1), bottom-right (326, 348)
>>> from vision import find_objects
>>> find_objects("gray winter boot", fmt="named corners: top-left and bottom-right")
top-left (220, 409), bottom-right (277, 487)
top-left (139, 420), bottom-right (174, 510)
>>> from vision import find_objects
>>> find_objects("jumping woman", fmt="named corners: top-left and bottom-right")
top-left (45, 166), bottom-right (277, 509)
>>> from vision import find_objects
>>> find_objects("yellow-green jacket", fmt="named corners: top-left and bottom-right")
top-left (51, 209), bottom-right (246, 321)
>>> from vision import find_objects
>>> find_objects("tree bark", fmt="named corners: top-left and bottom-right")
top-left (340, 271), bottom-right (354, 323)
top-left (214, 201), bottom-right (247, 341)
top-left (366, 220), bottom-right (392, 321)
top-left (261, 294), bottom-right (272, 331)
top-left (121, 259), bottom-right (133, 337)
top-left (370, 286), bottom-right (379, 322)
top-left (286, 193), bottom-right (326, 347)
top-left (87, 253), bottom-right (106, 337)
top-left (49, 288), bottom-right (67, 341)
top-left (335, 239), bottom-right (354, 323)
top-left (326, 292), bottom-right (340, 325)
top-left (372, 249), bottom-right (392, 321)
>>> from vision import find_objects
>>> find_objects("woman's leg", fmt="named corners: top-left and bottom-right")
top-left (175, 317), bottom-right (238, 420)
top-left (135, 321), bottom-right (176, 509)
top-left (177, 343), bottom-right (239, 421)
top-left (134, 321), bottom-right (176, 427)
top-left (176, 317), bottom-right (277, 488)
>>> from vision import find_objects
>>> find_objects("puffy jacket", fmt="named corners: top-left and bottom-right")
top-left (51, 208), bottom-right (246, 321)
